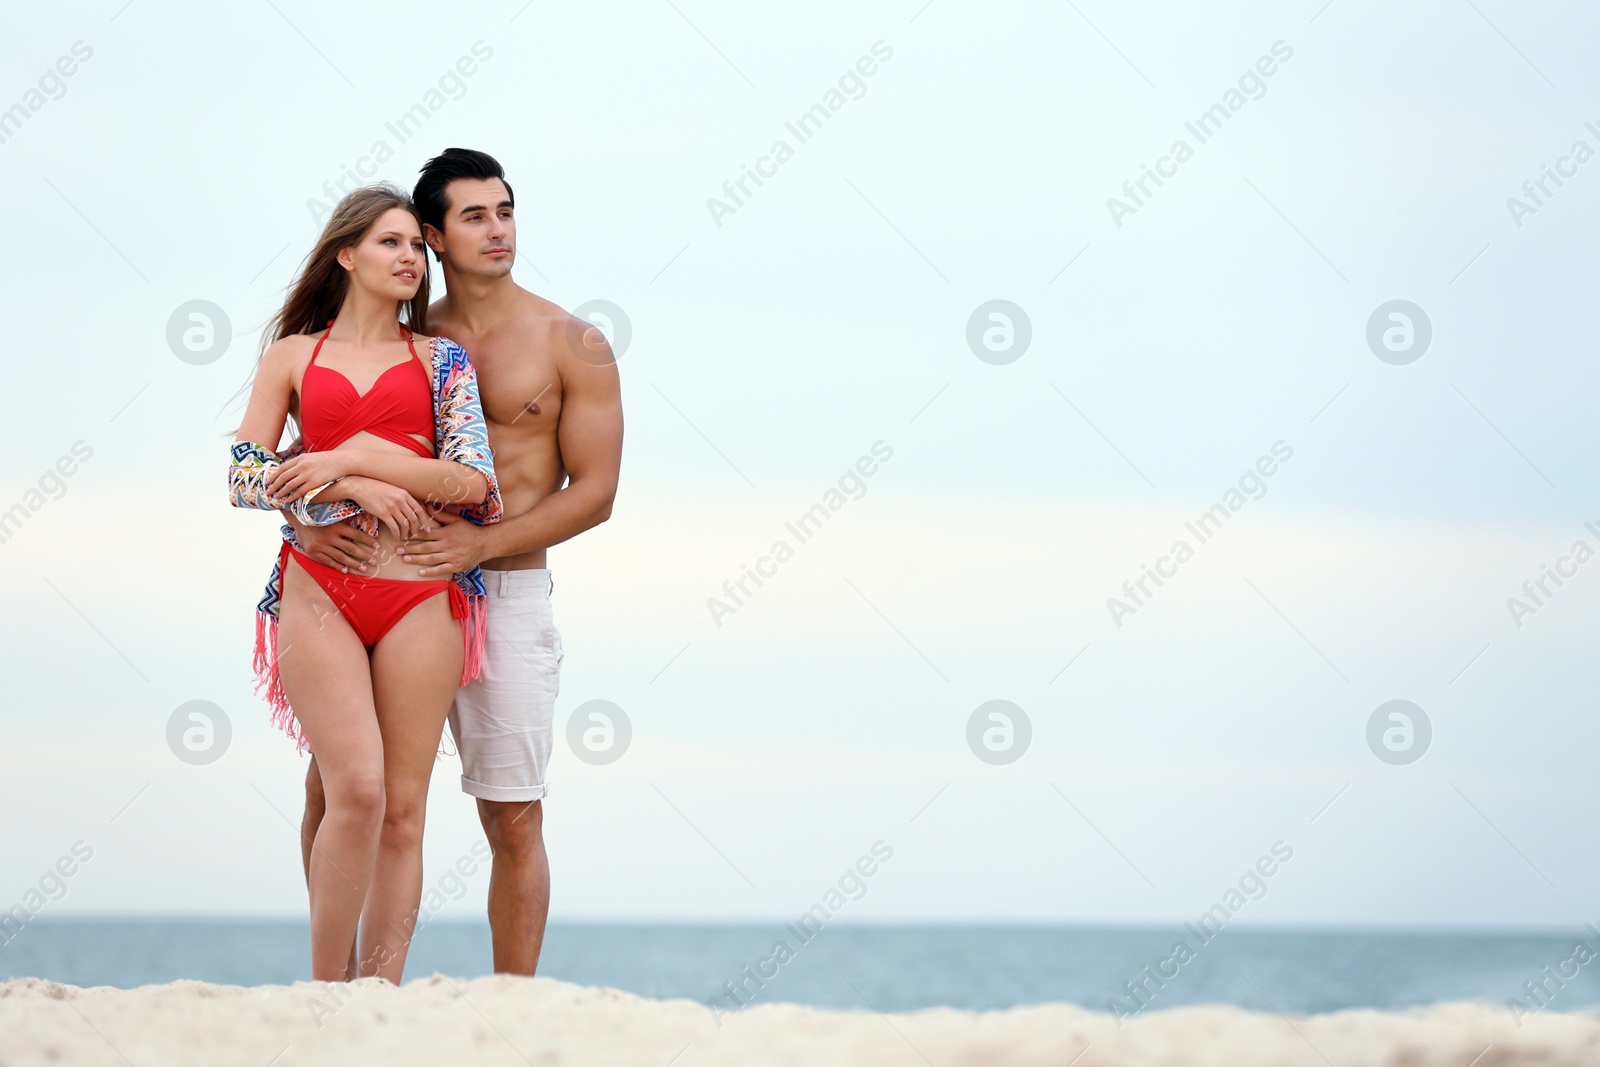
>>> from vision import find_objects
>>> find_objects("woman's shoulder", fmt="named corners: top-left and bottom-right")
top-left (421, 334), bottom-right (472, 363)
top-left (417, 331), bottom-right (461, 350)
top-left (260, 332), bottom-right (316, 373)
top-left (265, 331), bottom-right (319, 351)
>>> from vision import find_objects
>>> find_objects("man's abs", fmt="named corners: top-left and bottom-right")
top-left (481, 426), bottom-right (565, 571)
top-left (432, 295), bottom-right (570, 571)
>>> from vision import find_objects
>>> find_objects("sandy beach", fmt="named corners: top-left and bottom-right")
top-left (3, 974), bottom-right (1598, 1066)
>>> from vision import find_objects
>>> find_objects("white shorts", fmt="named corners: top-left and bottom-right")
top-left (446, 567), bottom-right (563, 802)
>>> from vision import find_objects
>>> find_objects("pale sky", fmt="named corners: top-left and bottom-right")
top-left (2, 0), bottom-right (1597, 931)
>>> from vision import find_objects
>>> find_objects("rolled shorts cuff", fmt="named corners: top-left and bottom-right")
top-left (459, 774), bottom-right (549, 803)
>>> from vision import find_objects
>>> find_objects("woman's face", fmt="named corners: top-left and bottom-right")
top-left (338, 207), bottom-right (425, 300)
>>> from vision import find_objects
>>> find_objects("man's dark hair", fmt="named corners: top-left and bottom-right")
top-left (414, 148), bottom-right (515, 260)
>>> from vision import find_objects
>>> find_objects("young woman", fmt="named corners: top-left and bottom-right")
top-left (228, 183), bottom-right (500, 982)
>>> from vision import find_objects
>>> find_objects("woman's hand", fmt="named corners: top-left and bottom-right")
top-left (339, 476), bottom-right (431, 540)
top-left (266, 452), bottom-right (348, 504)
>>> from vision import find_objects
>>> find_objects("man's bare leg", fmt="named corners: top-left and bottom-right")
top-left (303, 757), bottom-right (359, 981)
top-left (479, 798), bottom-right (549, 974)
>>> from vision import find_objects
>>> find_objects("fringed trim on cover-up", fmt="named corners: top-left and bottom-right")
top-left (253, 607), bottom-right (309, 753)
top-left (460, 592), bottom-right (488, 688)
top-left (252, 589), bottom-right (490, 759)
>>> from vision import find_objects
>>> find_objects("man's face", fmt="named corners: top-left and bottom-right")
top-left (428, 177), bottom-right (515, 278)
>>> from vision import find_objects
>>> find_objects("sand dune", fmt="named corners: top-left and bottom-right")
top-left (3, 974), bottom-right (1599, 1066)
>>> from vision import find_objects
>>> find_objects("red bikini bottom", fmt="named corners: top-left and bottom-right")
top-left (255, 541), bottom-right (489, 755)
top-left (280, 541), bottom-right (467, 647)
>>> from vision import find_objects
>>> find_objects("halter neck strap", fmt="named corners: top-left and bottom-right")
top-left (310, 320), bottom-right (417, 364)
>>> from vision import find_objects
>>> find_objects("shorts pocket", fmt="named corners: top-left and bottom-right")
top-left (539, 594), bottom-right (561, 659)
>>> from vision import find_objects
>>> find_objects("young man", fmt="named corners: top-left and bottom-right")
top-left (291, 148), bottom-right (623, 976)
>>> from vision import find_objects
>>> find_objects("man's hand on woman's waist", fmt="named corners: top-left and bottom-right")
top-left (400, 510), bottom-right (491, 578)
top-left (284, 512), bottom-right (381, 574)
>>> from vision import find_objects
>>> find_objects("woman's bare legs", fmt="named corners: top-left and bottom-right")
top-left (297, 758), bottom-right (361, 979)
top-left (356, 590), bottom-right (463, 983)
top-left (276, 558), bottom-right (386, 982)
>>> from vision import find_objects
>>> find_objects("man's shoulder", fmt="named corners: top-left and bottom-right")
top-left (429, 287), bottom-right (610, 368)
top-left (428, 288), bottom-right (571, 335)
top-left (508, 292), bottom-right (602, 365)
top-left (515, 289), bottom-right (579, 333)
top-left (502, 292), bottom-right (619, 368)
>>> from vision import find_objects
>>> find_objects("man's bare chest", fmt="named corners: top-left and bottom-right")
top-left (471, 351), bottom-right (564, 437)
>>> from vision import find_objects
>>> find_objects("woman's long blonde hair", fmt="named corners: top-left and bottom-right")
top-left (231, 183), bottom-right (430, 436)
top-left (260, 182), bottom-right (430, 353)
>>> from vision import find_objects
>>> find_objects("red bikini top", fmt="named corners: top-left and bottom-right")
top-left (301, 320), bottom-right (433, 458)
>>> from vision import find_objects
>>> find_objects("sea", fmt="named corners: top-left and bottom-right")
top-left (4, 920), bottom-right (1598, 1018)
